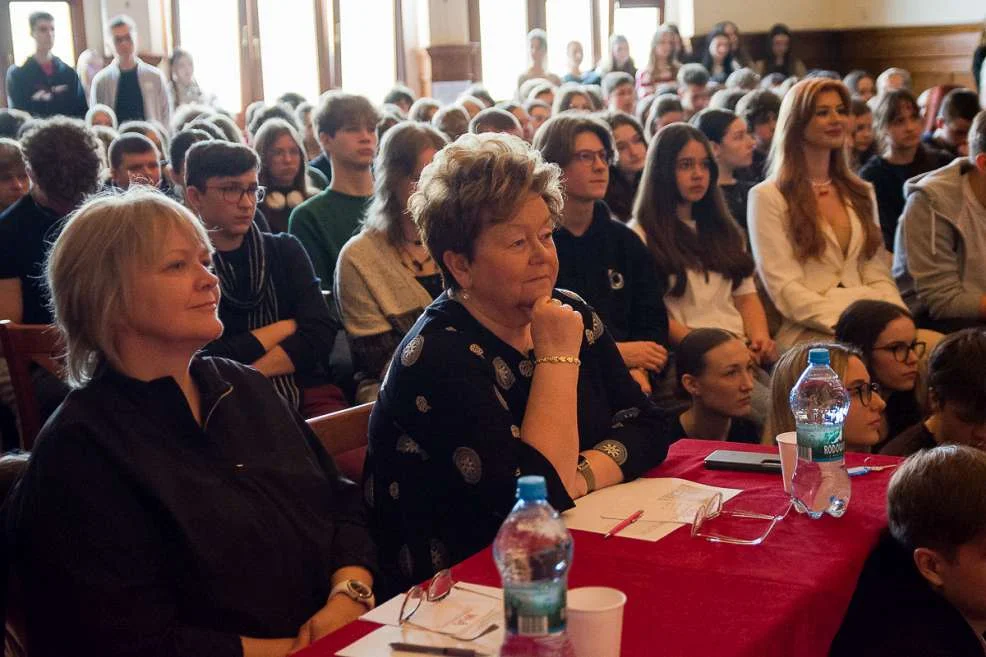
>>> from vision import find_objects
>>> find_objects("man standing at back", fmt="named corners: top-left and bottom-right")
top-left (289, 91), bottom-right (379, 290)
top-left (6, 12), bottom-right (88, 119)
top-left (89, 15), bottom-right (171, 127)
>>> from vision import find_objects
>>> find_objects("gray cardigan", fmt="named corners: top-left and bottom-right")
top-left (90, 58), bottom-right (172, 127)
top-left (334, 228), bottom-right (435, 403)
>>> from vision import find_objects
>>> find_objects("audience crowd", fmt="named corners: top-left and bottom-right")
top-left (2, 9), bottom-right (986, 656)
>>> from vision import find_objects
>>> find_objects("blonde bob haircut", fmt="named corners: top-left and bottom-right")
top-left (46, 187), bottom-right (212, 388)
top-left (765, 341), bottom-right (862, 443)
top-left (408, 132), bottom-right (564, 291)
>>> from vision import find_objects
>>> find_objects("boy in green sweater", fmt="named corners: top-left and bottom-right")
top-left (289, 91), bottom-right (379, 290)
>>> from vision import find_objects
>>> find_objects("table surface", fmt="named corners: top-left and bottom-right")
top-left (299, 439), bottom-right (900, 657)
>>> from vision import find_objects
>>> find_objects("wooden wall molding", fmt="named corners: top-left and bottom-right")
top-left (426, 43), bottom-right (481, 82)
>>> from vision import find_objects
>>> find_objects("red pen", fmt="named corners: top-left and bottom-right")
top-left (604, 509), bottom-right (644, 539)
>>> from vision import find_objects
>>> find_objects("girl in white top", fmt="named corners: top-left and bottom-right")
top-left (748, 78), bottom-right (904, 348)
top-left (630, 123), bottom-right (778, 367)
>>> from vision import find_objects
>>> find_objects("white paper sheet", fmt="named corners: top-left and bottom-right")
top-left (342, 584), bottom-right (505, 657)
top-left (562, 477), bottom-right (743, 542)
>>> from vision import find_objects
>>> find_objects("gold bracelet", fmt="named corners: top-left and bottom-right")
top-left (533, 355), bottom-right (581, 366)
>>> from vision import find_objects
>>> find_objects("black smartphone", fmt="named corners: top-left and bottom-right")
top-left (704, 449), bottom-right (782, 474)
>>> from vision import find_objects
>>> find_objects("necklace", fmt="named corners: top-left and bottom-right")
top-left (811, 178), bottom-right (833, 196)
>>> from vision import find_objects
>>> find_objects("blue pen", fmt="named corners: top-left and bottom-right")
top-left (848, 464), bottom-right (898, 477)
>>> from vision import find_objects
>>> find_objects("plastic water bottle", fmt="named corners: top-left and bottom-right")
top-left (493, 476), bottom-right (575, 657)
top-left (789, 348), bottom-right (852, 519)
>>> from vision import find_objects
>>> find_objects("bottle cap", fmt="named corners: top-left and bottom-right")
top-left (808, 348), bottom-right (830, 366)
top-left (516, 475), bottom-right (547, 501)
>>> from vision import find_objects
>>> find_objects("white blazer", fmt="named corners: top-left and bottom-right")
top-left (748, 180), bottom-right (904, 347)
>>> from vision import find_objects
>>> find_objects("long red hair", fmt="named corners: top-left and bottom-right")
top-left (766, 78), bottom-right (882, 262)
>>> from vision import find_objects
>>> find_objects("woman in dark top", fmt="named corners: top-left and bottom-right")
top-left (253, 118), bottom-right (320, 233)
top-left (701, 28), bottom-right (739, 85)
top-left (7, 188), bottom-right (376, 657)
top-left (859, 89), bottom-right (952, 251)
top-left (754, 24), bottom-right (806, 79)
top-left (675, 328), bottom-right (761, 443)
top-left (366, 133), bottom-right (675, 593)
top-left (835, 300), bottom-right (925, 449)
top-left (536, 113), bottom-right (670, 396)
top-left (691, 108), bottom-right (756, 236)
top-left (880, 328), bottom-right (986, 457)
top-left (335, 122), bottom-right (449, 402)
top-left (602, 111), bottom-right (647, 222)
top-left (187, 141), bottom-right (343, 417)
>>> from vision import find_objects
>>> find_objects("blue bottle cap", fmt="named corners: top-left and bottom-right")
top-left (808, 348), bottom-right (830, 366)
top-left (516, 476), bottom-right (547, 501)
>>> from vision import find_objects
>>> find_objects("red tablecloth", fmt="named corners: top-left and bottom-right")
top-left (299, 439), bottom-right (900, 657)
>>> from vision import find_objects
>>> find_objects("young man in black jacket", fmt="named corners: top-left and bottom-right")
top-left (831, 445), bottom-right (986, 657)
top-left (5, 11), bottom-right (88, 118)
top-left (185, 140), bottom-right (345, 417)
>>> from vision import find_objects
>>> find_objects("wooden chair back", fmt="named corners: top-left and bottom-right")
top-left (0, 321), bottom-right (63, 451)
top-left (307, 402), bottom-right (373, 482)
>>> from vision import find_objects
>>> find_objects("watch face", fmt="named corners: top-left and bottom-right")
top-left (349, 580), bottom-right (372, 599)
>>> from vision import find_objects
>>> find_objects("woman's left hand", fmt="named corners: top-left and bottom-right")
top-left (289, 596), bottom-right (366, 653)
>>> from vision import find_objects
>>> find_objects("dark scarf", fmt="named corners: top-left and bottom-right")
top-left (213, 227), bottom-right (300, 409)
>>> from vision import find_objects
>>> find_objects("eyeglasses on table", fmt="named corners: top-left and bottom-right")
top-left (398, 568), bottom-right (500, 642)
top-left (691, 491), bottom-right (793, 546)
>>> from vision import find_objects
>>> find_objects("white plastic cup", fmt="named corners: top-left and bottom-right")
top-left (776, 431), bottom-right (798, 495)
top-left (567, 586), bottom-right (627, 657)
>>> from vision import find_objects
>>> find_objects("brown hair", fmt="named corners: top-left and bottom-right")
top-left (363, 121), bottom-right (448, 246)
top-left (314, 91), bottom-right (380, 137)
top-left (888, 445), bottom-right (986, 557)
top-left (766, 342), bottom-right (861, 441)
top-left (872, 89), bottom-right (919, 153)
top-left (767, 78), bottom-right (881, 262)
top-left (0, 138), bottom-right (27, 176)
top-left (252, 118), bottom-right (313, 195)
top-left (409, 133), bottom-right (563, 290)
top-left (21, 117), bottom-right (102, 208)
top-left (532, 113), bottom-right (614, 169)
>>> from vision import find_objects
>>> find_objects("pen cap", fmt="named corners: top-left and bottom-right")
top-left (516, 475), bottom-right (547, 501)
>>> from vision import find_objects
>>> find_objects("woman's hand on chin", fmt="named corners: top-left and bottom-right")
top-left (530, 296), bottom-right (584, 359)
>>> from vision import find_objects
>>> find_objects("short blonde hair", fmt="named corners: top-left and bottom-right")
top-left (765, 342), bottom-right (861, 442)
top-left (46, 187), bottom-right (212, 388)
top-left (408, 132), bottom-right (564, 290)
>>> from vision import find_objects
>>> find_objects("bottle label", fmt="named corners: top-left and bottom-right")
top-left (795, 424), bottom-right (845, 463)
top-left (503, 582), bottom-right (566, 636)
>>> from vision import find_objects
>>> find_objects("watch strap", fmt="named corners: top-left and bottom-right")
top-left (330, 579), bottom-right (376, 610)
top-left (577, 454), bottom-right (596, 493)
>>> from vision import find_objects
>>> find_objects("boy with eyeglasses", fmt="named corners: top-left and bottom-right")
top-left (533, 114), bottom-right (669, 397)
top-left (881, 328), bottom-right (986, 456)
top-left (185, 140), bottom-right (345, 417)
top-left (289, 91), bottom-right (380, 291)
top-left (831, 444), bottom-right (986, 657)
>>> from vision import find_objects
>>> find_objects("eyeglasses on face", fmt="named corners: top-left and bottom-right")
top-left (872, 340), bottom-right (926, 363)
top-left (207, 184), bottom-right (266, 204)
top-left (572, 149), bottom-right (610, 166)
top-left (847, 381), bottom-right (882, 407)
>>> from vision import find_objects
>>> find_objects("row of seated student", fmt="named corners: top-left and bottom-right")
top-left (1, 21), bottom-right (986, 657)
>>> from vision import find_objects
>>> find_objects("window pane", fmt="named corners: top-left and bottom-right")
top-left (612, 7), bottom-right (660, 72)
top-left (178, 0), bottom-right (241, 112)
top-left (9, 2), bottom-right (75, 65)
top-left (478, 0), bottom-right (526, 102)
top-left (597, 0), bottom-right (610, 64)
top-left (258, 0), bottom-right (320, 104)
top-left (339, 0), bottom-right (396, 104)
top-left (546, 0), bottom-right (592, 80)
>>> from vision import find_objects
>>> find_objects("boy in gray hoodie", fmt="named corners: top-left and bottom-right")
top-left (893, 110), bottom-right (986, 333)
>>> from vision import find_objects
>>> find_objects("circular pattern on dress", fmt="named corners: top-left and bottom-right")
top-left (518, 359), bottom-right (534, 377)
top-left (492, 357), bottom-right (516, 390)
top-left (593, 439), bottom-right (629, 466)
top-left (469, 343), bottom-right (485, 358)
top-left (396, 434), bottom-right (422, 456)
top-left (494, 386), bottom-right (509, 411)
top-left (398, 544), bottom-right (414, 578)
top-left (510, 425), bottom-right (521, 439)
top-left (401, 336), bottom-right (425, 367)
top-left (430, 538), bottom-right (449, 572)
top-left (389, 481), bottom-right (400, 499)
top-left (585, 311), bottom-right (604, 345)
top-left (453, 446), bottom-right (483, 484)
top-left (612, 407), bottom-right (641, 426)
top-left (415, 395), bottom-right (431, 413)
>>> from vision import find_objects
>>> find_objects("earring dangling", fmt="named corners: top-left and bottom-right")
top-left (458, 288), bottom-right (471, 302)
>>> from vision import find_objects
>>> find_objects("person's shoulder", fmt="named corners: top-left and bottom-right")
top-left (338, 228), bottom-right (386, 262)
top-left (858, 156), bottom-right (888, 180)
top-left (0, 195), bottom-right (37, 229)
top-left (264, 229), bottom-right (308, 256)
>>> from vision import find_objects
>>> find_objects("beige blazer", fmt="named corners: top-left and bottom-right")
top-left (748, 180), bottom-right (904, 347)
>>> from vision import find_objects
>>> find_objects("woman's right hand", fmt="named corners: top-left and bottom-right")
top-left (531, 296), bottom-right (584, 359)
top-left (617, 341), bottom-right (669, 372)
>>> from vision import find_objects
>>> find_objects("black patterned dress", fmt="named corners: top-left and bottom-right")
top-left (364, 289), bottom-right (676, 595)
